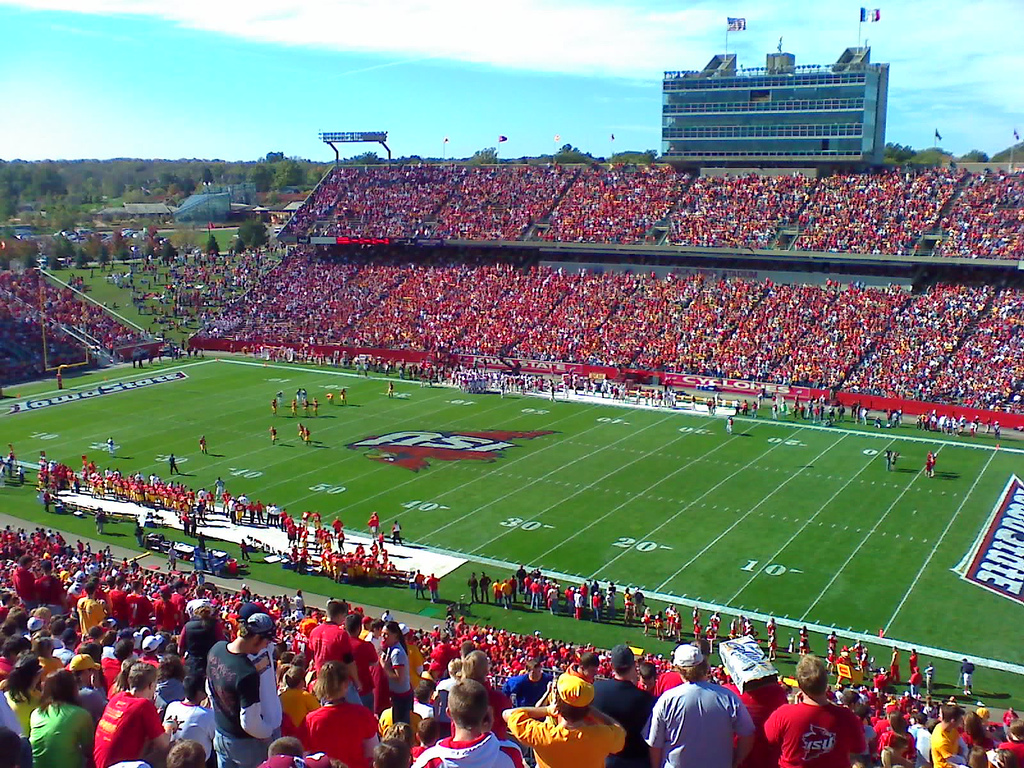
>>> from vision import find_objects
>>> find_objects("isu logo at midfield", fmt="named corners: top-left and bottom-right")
top-left (347, 430), bottom-right (554, 472)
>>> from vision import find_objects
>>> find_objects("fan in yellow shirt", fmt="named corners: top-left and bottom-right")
top-left (77, 582), bottom-right (108, 635)
top-left (932, 704), bottom-right (966, 768)
top-left (278, 665), bottom-right (321, 730)
top-left (503, 674), bottom-right (625, 768)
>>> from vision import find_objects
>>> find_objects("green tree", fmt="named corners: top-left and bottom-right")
top-left (910, 148), bottom-right (952, 165)
top-left (96, 242), bottom-right (110, 269)
top-left (469, 147), bottom-right (499, 165)
top-left (609, 150), bottom-right (658, 165)
top-left (202, 166), bottom-right (214, 185)
top-left (991, 142), bottom-right (1024, 163)
top-left (161, 239), bottom-right (176, 263)
top-left (206, 233), bottom-right (220, 255)
top-left (883, 143), bottom-right (916, 164)
top-left (53, 236), bottom-right (75, 263)
top-left (238, 219), bottom-right (268, 249)
top-left (250, 164), bottom-right (274, 193)
top-left (233, 236), bottom-right (246, 254)
top-left (554, 144), bottom-right (594, 164)
top-left (265, 152), bottom-right (285, 163)
top-left (273, 160), bottom-right (305, 189)
top-left (957, 149), bottom-right (990, 163)
top-left (349, 152), bottom-right (382, 166)
top-left (180, 175), bottom-right (197, 195)
top-left (74, 247), bottom-right (89, 269)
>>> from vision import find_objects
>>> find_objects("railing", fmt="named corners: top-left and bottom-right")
top-left (663, 98), bottom-right (864, 115)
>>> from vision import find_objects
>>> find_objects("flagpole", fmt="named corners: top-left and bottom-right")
top-left (725, 27), bottom-right (729, 58)
top-left (858, 18), bottom-right (862, 47)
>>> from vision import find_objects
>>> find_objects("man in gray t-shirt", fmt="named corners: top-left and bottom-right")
top-left (644, 644), bottom-right (754, 768)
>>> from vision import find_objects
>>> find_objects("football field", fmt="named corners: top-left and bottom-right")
top-left (2, 357), bottom-right (1021, 674)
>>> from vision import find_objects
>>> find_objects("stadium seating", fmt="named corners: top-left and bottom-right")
top-left (544, 165), bottom-right (681, 244)
top-left (668, 172), bottom-right (814, 248)
top-left (209, 253), bottom-right (1024, 413)
top-left (795, 167), bottom-right (966, 255)
top-left (935, 169), bottom-right (1024, 260)
top-left (843, 283), bottom-right (994, 400)
top-left (434, 165), bottom-right (576, 241)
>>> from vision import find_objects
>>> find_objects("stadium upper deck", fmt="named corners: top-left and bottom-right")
top-left (281, 164), bottom-right (1024, 263)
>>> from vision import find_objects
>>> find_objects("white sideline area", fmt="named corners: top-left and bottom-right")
top-left (55, 491), bottom-right (467, 578)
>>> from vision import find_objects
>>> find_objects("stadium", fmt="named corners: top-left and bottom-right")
top-left (2, 25), bottom-right (1024, 768)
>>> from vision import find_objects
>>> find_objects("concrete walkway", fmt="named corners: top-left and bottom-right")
top-left (0, 511), bottom-right (440, 632)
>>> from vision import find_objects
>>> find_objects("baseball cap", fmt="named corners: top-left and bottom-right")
top-left (27, 617), bottom-right (44, 632)
top-left (245, 612), bottom-right (278, 639)
top-left (142, 635), bottom-right (163, 653)
top-left (610, 644), bottom-right (636, 671)
top-left (556, 673), bottom-right (594, 707)
top-left (69, 654), bottom-right (100, 672)
top-left (672, 644), bottom-right (705, 668)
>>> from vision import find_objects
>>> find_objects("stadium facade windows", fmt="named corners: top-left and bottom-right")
top-left (662, 48), bottom-right (888, 166)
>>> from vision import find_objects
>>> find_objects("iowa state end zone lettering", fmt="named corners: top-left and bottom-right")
top-left (956, 475), bottom-right (1024, 605)
top-left (347, 430), bottom-right (554, 471)
top-left (8, 371), bottom-right (188, 414)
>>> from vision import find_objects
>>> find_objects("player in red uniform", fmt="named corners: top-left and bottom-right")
top-left (368, 511), bottom-right (380, 536)
top-left (271, 398), bottom-right (277, 416)
top-left (198, 435), bottom-right (207, 455)
top-left (269, 426), bottom-right (277, 444)
top-left (925, 451), bottom-right (936, 478)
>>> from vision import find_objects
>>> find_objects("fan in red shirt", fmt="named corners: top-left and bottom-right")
top-left (107, 576), bottom-right (131, 626)
top-left (764, 655), bottom-right (865, 768)
top-left (299, 660), bottom-right (379, 768)
top-left (11, 555), bottom-right (36, 605)
top-left (306, 600), bottom-right (352, 671)
top-left (345, 613), bottom-right (378, 705)
top-left (34, 560), bottom-right (66, 611)
top-left (154, 587), bottom-right (184, 632)
top-left (128, 580), bottom-right (154, 627)
top-left (724, 676), bottom-right (789, 768)
top-left (94, 662), bottom-right (172, 768)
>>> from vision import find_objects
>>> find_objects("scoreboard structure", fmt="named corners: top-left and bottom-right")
top-left (662, 47), bottom-right (889, 167)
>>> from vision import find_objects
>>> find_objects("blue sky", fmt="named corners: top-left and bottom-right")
top-left (0, 0), bottom-right (1021, 162)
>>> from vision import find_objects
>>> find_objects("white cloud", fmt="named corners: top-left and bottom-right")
top-left (2, 0), bottom-right (1023, 153)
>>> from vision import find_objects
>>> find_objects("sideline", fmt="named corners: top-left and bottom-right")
top-left (521, 390), bottom-right (1024, 456)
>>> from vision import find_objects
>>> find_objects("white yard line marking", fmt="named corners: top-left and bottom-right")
top-left (420, 413), bottom-right (684, 543)
top-left (883, 450), bottom-right (997, 633)
top-left (799, 444), bottom-right (945, 621)
top-left (404, 536), bottom-right (1024, 675)
top-left (726, 438), bottom-right (897, 604)
top-left (654, 431), bottom-right (844, 592)
top-left (470, 417), bottom-right (722, 556)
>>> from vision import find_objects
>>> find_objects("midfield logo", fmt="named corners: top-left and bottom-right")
top-left (347, 430), bottom-right (555, 472)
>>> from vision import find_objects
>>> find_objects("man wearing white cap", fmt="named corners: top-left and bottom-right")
top-left (644, 644), bottom-right (755, 768)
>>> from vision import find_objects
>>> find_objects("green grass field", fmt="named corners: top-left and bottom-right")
top-left (2, 357), bottom-right (1021, 702)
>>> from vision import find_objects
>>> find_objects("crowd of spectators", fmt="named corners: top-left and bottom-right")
top-left (544, 165), bottom-right (681, 245)
top-left (844, 284), bottom-right (994, 400)
top-left (668, 173), bottom-right (814, 249)
top-left (924, 288), bottom-right (1024, 412)
top-left (795, 168), bottom-right (966, 255)
top-left (0, 519), bottom-right (1021, 768)
top-left (935, 170), bottom-right (1024, 260)
top-left (0, 301), bottom-right (88, 383)
top-left (205, 253), bottom-right (1024, 413)
top-left (0, 271), bottom-right (146, 355)
top-left (280, 163), bottom-right (1024, 261)
top-left (433, 166), bottom-right (575, 241)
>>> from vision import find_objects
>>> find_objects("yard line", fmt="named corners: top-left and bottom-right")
top-left (799, 444), bottom-right (944, 621)
top-left (883, 449), bottom-right (997, 633)
top-left (654, 431), bottom-right (845, 592)
top-left (419, 413), bottom-right (689, 543)
top-left (470, 417), bottom-right (723, 556)
top-left (726, 438), bottom-right (896, 604)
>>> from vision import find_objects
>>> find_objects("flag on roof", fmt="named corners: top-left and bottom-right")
top-left (935, 129), bottom-right (943, 142)
top-left (610, 134), bottom-right (615, 141)
top-left (727, 17), bottom-right (746, 31)
top-left (498, 135), bottom-right (508, 143)
top-left (443, 136), bottom-right (449, 144)
top-left (554, 134), bottom-right (561, 142)
top-left (860, 8), bottom-right (881, 22)
top-left (1015, 129), bottom-right (1020, 141)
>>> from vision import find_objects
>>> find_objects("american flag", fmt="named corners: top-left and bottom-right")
top-left (727, 17), bottom-right (746, 31)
